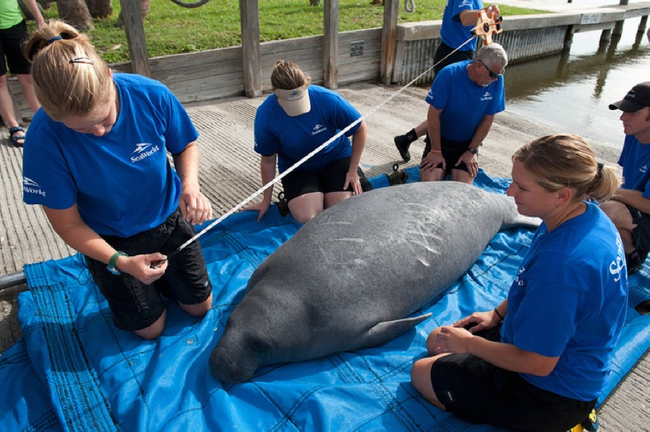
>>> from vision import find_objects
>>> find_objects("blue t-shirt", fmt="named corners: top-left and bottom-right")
top-left (440, 0), bottom-right (483, 52)
top-left (425, 60), bottom-right (505, 142)
top-left (23, 73), bottom-right (199, 237)
top-left (501, 203), bottom-right (628, 401)
top-left (254, 85), bottom-right (361, 173)
top-left (618, 134), bottom-right (650, 199)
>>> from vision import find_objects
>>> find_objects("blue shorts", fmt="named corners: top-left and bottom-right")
top-left (86, 209), bottom-right (212, 331)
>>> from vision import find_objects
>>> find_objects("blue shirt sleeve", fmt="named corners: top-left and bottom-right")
top-left (23, 111), bottom-right (78, 210)
top-left (425, 67), bottom-right (452, 110)
top-left (254, 96), bottom-right (282, 157)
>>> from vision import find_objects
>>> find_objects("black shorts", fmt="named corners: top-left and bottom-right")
top-left (86, 209), bottom-right (212, 331)
top-left (0, 20), bottom-right (31, 75)
top-left (433, 42), bottom-right (474, 74)
top-left (625, 203), bottom-right (650, 252)
top-left (281, 156), bottom-right (353, 201)
top-left (430, 325), bottom-right (595, 431)
top-left (423, 135), bottom-right (474, 175)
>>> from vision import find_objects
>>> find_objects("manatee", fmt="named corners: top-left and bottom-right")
top-left (210, 181), bottom-right (539, 383)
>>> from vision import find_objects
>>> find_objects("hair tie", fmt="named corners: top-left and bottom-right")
top-left (46, 35), bottom-right (62, 46)
top-left (69, 57), bottom-right (94, 65)
top-left (597, 162), bottom-right (604, 172)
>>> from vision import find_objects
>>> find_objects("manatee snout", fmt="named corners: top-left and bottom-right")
top-left (210, 342), bottom-right (258, 384)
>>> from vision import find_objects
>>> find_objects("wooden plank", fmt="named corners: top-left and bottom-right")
top-left (339, 28), bottom-right (382, 41)
top-left (152, 60), bottom-right (243, 83)
top-left (323, 0), bottom-right (339, 89)
top-left (339, 68), bottom-right (380, 85)
top-left (339, 60), bottom-right (381, 76)
top-left (392, 44), bottom-right (405, 83)
top-left (240, 0), bottom-right (262, 97)
top-left (622, 5), bottom-right (650, 18)
top-left (149, 47), bottom-right (242, 72)
top-left (260, 35), bottom-right (323, 54)
top-left (118, 0), bottom-right (150, 77)
top-left (167, 71), bottom-right (243, 91)
top-left (260, 48), bottom-right (323, 66)
top-left (170, 81), bottom-right (244, 103)
top-left (380, 0), bottom-right (400, 85)
top-left (162, 82), bottom-right (244, 101)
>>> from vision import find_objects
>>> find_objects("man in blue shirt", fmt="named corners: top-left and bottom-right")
top-left (393, 1), bottom-right (500, 162)
top-left (601, 82), bottom-right (650, 274)
top-left (420, 43), bottom-right (506, 184)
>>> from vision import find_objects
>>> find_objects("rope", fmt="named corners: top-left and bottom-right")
top-left (165, 34), bottom-right (478, 261)
top-left (404, 0), bottom-right (415, 13)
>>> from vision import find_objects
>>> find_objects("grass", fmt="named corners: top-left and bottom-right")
top-left (36, 0), bottom-right (548, 63)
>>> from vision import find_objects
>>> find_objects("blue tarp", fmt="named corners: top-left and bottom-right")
top-left (2, 169), bottom-right (649, 431)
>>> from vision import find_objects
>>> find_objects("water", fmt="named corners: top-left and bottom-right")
top-left (503, 0), bottom-right (650, 151)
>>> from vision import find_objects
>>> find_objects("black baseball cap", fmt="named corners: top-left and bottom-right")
top-left (609, 82), bottom-right (650, 112)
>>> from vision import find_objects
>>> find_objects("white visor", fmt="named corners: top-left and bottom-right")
top-left (274, 85), bottom-right (311, 117)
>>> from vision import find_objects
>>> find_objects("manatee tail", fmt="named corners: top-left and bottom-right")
top-left (505, 214), bottom-right (541, 230)
top-left (352, 313), bottom-right (432, 351)
top-left (496, 194), bottom-right (541, 230)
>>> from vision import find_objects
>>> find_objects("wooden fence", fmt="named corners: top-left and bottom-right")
top-left (9, 2), bottom-right (650, 122)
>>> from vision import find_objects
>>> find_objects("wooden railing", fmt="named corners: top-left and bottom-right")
top-left (9, 1), bottom-right (649, 123)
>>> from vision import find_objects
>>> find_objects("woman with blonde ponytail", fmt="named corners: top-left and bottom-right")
top-left (22, 20), bottom-right (214, 340)
top-left (411, 134), bottom-right (628, 430)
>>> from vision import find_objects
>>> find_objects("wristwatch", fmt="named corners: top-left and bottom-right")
top-left (107, 251), bottom-right (128, 275)
top-left (466, 147), bottom-right (479, 155)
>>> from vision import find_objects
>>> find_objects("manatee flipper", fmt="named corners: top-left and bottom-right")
top-left (352, 313), bottom-right (432, 350)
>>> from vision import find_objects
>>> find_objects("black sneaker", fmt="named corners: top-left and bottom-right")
top-left (276, 191), bottom-right (290, 217)
top-left (394, 134), bottom-right (411, 163)
top-left (581, 408), bottom-right (599, 432)
top-left (626, 249), bottom-right (648, 275)
top-left (356, 167), bottom-right (373, 192)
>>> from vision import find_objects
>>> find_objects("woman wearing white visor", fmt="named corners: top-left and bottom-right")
top-left (247, 59), bottom-right (368, 224)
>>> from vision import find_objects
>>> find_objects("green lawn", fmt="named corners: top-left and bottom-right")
top-left (37, 0), bottom-right (548, 63)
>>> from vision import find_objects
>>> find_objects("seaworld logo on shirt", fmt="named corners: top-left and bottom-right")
top-left (480, 91), bottom-right (494, 102)
top-left (312, 124), bottom-right (327, 136)
top-left (611, 236), bottom-right (625, 282)
top-left (23, 177), bottom-right (46, 197)
top-left (513, 265), bottom-right (526, 287)
top-left (131, 142), bottom-right (160, 163)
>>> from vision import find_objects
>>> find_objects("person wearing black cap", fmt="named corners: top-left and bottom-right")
top-left (600, 82), bottom-right (650, 274)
